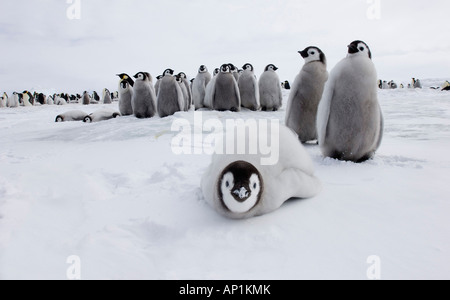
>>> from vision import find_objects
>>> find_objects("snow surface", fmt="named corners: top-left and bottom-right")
top-left (0, 88), bottom-right (449, 280)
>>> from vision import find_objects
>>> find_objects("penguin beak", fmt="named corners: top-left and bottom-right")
top-left (233, 187), bottom-right (249, 201)
top-left (348, 44), bottom-right (358, 54)
top-left (299, 50), bottom-right (308, 58)
top-left (273, 67), bottom-right (278, 71)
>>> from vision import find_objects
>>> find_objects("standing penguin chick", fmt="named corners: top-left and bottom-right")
top-left (285, 47), bottom-right (328, 143)
top-left (157, 70), bottom-right (184, 118)
top-left (192, 65), bottom-right (212, 110)
top-left (118, 78), bottom-right (134, 116)
top-left (317, 40), bottom-right (384, 162)
top-left (102, 88), bottom-right (112, 104)
top-left (178, 72), bottom-right (192, 111)
top-left (8, 93), bottom-right (20, 108)
top-left (132, 72), bottom-right (157, 119)
top-left (211, 64), bottom-right (241, 112)
top-left (259, 64), bottom-right (283, 111)
top-left (238, 63), bottom-right (260, 111)
top-left (201, 125), bottom-right (321, 219)
top-left (82, 91), bottom-right (90, 105)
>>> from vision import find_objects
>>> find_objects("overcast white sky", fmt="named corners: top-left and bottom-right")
top-left (1, 0), bottom-right (449, 94)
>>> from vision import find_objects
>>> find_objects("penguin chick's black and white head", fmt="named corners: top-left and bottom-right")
top-left (213, 68), bottom-right (220, 76)
top-left (156, 75), bottom-right (163, 80)
top-left (299, 46), bottom-right (326, 64)
top-left (163, 69), bottom-right (175, 77)
top-left (347, 40), bottom-right (372, 59)
top-left (199, 65), bottom-right (207, 73)
top-left (218, 161), bottom-right (263, 214)
top-left (116, 73), bottom-right (134, 87)
top-left (120, 79), bottom-right (130, 90)
top-left (220, 64), bottom-right (230, 73)
top-left (228, 64), bottom-right (237, 71)
top-left (242, 63), bottom-right (254, 71)
top-left (264, 64), bottom-right (278, 72)
top-left (178, 72), bottom-right (187, 79)
top-left (134, 72), bottom-right (151, 82)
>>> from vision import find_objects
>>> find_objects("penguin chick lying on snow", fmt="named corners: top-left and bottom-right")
top-left (201, 125), bottom-right (321, 219)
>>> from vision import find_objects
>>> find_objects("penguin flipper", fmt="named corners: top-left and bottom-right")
top-left (233, 78), bottom-right (241, 110)
top-left (317, 80), bottom-right (334, 146)
top-left (270, 167), bottom-right (321, 209)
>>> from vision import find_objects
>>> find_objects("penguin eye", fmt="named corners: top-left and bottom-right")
top-left (253, 183), bottom-right (257, 189)
top-left (226, 181), bottom-right (230, 188)
top-left (359, 47), bottom-right (364, 51)
top-left (310, 51), bottom-right (315, 55)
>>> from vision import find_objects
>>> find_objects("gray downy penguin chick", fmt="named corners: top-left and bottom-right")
top-left (204, 68), bottom-right (220, 109)
top-left (317, 40), bottom-right (384, 162)
top-left (157, 69), bottom-right (184, 118)
top-left (102, 88), bottom-right (112, 104)
top-left (201, 124), bottom-right (321, 219)
top-left (178, 72), bottom-right (192, 111)
top-left (259, 64), bottom-right (283, 111)
top-left (238, 63), bottom-right (260, 111)
top-left (131, 72), bottom-right (157, 119)
top-left (192, 65), bottom-right (212, 110)
top-left (118, 78), bottom-right (134, 116)
top-left (46, 95), bottom-right (54, 105)
top-left (9, 92), bottom-right (20, 108)
top-left (55, 110), bottom-right (89, 122)
top-left (285, 47), bottom-right (329, 143)
top-left (82, 91), bottom-right (90, 105)
top-left (83, 108), bottom-right (121, 123)
top-left (211, 64), bottom-right (241, 112)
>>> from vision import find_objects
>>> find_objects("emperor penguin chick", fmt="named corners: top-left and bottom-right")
top-left (285, 47), bottom-right (328, 143)
top-left (132, 72), bottom-right (157, 119)
top-left (118, 77), bottom-right (134, 116)
top-left (201, 125), bottom-right (321, 219)
top-left (259, 64), bottom-right (283, 111)
top-left (192, 65), bottom-right (212, 110)
top-left (317, 40), bottom-right (384, 162)
top-left (238, 63), bottom-right (260, 111)
top-left (211, 64), bottom-right (241, 112)
top-left (157, 69), bottom-right (184, 118)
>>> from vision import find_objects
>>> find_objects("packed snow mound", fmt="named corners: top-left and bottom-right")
top-left (0, 88), bottom-right (449, 279)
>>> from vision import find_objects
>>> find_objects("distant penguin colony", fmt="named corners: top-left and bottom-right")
top-left (285, 47), bottom-right (328, 143)
top-left (317, 40), bottom-right (384, 162)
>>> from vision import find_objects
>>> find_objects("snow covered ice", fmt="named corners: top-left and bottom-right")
top-left (0, 87), bottom-right (449, 279)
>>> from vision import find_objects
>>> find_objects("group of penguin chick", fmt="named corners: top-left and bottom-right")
top-left (0, 40), bottom-right (435, 220)
top-left (203, 40), bottom-right (386, 219)
top-left (114, 62), bottom-right (284, 120)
